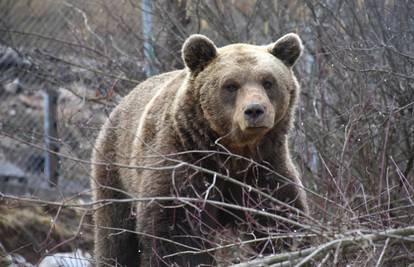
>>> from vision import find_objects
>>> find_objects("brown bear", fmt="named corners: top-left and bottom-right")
top-left (91, 33), bottom-right (308, 267)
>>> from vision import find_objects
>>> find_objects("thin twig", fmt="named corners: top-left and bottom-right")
top-left (375, 238), bottom-right (390, 267)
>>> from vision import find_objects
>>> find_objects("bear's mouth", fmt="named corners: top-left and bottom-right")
top-left (245, 126), bottom-right (268, 131)
top-left (242, 125), bottom-right (270, 137)
top-left (239, 114), bottom-right (275, 132)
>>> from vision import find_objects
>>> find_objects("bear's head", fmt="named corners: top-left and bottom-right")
top-left (182, 33), bottom-right (302, 152)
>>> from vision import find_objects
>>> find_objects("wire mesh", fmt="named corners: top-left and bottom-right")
top-left (0, 1), bottom-right (141, 199)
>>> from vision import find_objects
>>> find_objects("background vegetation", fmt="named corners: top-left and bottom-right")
top-left (0, 0), bottom-right (413, 266)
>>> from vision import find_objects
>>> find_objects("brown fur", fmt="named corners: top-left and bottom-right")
top-left (91, 33), bottom-right (308, 266)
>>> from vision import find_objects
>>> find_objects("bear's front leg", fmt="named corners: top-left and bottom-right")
top-left (271, 165), bottom-right (309, 215)
top-left (135, 170), bottom-right (217, 267)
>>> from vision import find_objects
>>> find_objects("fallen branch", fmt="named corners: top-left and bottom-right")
top-left (232, 225), bottom-right (414, 267)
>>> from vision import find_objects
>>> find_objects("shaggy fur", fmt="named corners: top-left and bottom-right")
top-left (91, 33), bottom-right (308, 266)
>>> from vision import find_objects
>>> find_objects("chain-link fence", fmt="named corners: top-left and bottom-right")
top-left (0, 44), bottom-right (104, 199)
top-left (0, 1), bottom-right (137, 200)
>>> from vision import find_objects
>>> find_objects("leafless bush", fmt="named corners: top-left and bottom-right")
top-left (0, 0), bottom-right (413, 266)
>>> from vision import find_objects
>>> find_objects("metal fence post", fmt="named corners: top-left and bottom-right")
top-left (43, 89), bottom-right (60, 187)
top-left (142, 0), bottom-right (155, 77)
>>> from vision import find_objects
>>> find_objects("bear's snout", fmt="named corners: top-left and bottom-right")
top-left (244, 103), bottom-right (265, 124)
top-left (235, 88), bottom-right (276, 133)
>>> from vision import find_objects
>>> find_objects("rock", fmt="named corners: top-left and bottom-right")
top-left (4, 254), bottom-right (34, 267)
top-left (4, 79), bottom-right (22, 94)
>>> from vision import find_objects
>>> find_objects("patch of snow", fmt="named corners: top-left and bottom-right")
top-left (38, 249), bottom-right (92, 267)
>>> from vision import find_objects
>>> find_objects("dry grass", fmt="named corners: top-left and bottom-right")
top-left (0, 200), bottom-right (93, 264)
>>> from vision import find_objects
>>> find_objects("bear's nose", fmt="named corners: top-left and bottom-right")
top-left (244, 103), bottom-right (265, 121)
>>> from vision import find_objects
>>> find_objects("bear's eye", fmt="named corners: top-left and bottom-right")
top-left (262, 80), bottom-right (273, 90)
top-left (224, 83), bottom-right (239, 92)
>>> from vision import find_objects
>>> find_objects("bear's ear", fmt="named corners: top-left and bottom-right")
top-left (269, 33), bottom-right (303, 67)
top-left (182, 34), bottom-right (217, 72)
